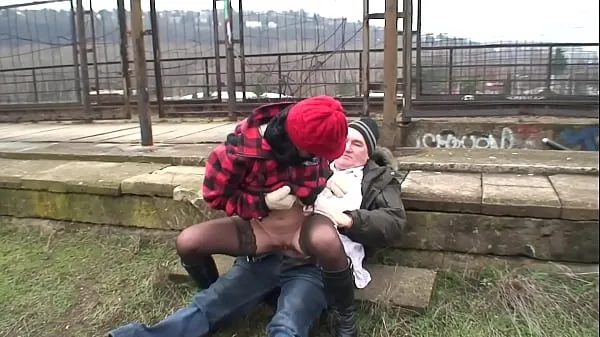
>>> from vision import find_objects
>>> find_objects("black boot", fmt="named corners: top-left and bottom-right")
top-left (322, 262), bottom-right (358, 337)
top-left (181, 255), bottom-right (219, 289)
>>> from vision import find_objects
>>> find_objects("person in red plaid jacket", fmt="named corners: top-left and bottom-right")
top-left (174, 95), bottom-right (359, 337)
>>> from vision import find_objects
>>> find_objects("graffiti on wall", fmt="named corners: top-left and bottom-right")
top-left (559, 126), bottom-right (599, 151)
top-left (415, 127), bottom-right (515, 149)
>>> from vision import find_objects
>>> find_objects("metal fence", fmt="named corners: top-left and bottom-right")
top-left (0, 0), bottom-right (598, 113)
top-left (417, 41), bottom-right (599, 99)
top-left (0, 0), bottom-right (81, 104)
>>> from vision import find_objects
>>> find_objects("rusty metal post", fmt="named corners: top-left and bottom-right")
top-left (238, 0), bottom-right (247, 100)
top-left (117, 0), bottom-right (131, 116)
top-left (224, 0), bottom-right (237, 120)
top-left (212, 0), bottom-right (222, 100)
top-left (149, 0), bottom-right (164, 118)
top-left (130, 0), bottom-right (153, 146)
top-left (400, 0), bottom-right (412, 122)
top-left (381, 0), bottom-right (398, 149)
top-left (75, 0), bottom-right (90, 114)
top-left (69, 0), bottom-right (81, 103)
top-left (88, 0), bottom-right (100, 96)
top-left (361, 0), bottom-right (370, 116)
top-left (415, 0), bottom-right (422, 100)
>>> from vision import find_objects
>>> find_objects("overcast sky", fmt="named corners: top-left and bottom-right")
top-left (4, 0), bottom-right (599, 43)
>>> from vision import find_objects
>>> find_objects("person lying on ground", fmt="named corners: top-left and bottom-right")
top-left (107, 109), bottom-right (406, 337)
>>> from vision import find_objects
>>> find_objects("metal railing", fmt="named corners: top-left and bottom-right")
top-left (1, 42), bottom-right (598, 106)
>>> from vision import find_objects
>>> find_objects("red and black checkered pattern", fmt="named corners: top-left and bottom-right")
top-left (202, 102), bottom-right (331, 220)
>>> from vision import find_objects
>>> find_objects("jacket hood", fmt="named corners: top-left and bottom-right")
top-left (370, 146), bottom-right (398, 171)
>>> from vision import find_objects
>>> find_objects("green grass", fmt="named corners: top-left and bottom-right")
top-left (0, 221), bottom-right (598, 337)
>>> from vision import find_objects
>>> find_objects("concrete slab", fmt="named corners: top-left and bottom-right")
top-left (402, 211), bottom-right (599, 263)
top-left (169, 123), bottom-right (237, 143)
top-left (395, 148), bottom-right (599, 175)
top-left (401, 171), bottom-right (482, 213)
top-left (158, 122), bottom-right (232, 142)
top-left (71, 127), bottom-right (144, 142)
top-left (0, 159), bottom-right (69, 188)
top-left (549, 174), bottom-right (599, 220)
top-left (18, 161), bottom-right (167, 196)
top-left (121, 170), bottom-right (205, 197)
top-left (0, 125), bottom-right (73, 141)
top-left (9, 125), bottom-right (139, 142)
top-left (169, 259), bottom-right (437, 311)
top-left (100, 124), bottom-right (189, 143)
top-left (481, 174), bottom-right (561, 218)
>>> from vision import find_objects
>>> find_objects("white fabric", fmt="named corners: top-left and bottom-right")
top-left (311, 163), bottom-right (372, 289)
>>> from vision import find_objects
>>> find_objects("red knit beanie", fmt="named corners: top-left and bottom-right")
top-left (285, 95), bottom-right (348, 160)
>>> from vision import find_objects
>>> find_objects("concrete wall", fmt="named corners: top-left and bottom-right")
top-left (397, 117), bottom-right (599, 151)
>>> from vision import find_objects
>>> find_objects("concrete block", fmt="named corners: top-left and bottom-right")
top-left (169, 260), bottom-right (437, 312)
top-left (121, 167), bottom-right (204, 197)
top-left (15, 160), bottom-right (166, 196)
top-left (481, 174), bottom-right (561, 218)
top-left (401, 211), bottom-right (599, 263)
top-left (0, 159), bottom-right (72, 188)
top-left (549, 174), bottom-right (599, 220)
top-left (401, 171), bottom-right (482, 213)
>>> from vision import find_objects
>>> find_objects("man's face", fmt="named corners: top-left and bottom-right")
top-left (334, 127), bottom-right (369, 170)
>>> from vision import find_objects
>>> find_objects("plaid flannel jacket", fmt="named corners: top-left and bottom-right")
top-left (202, 102), bottom-right (332, 220)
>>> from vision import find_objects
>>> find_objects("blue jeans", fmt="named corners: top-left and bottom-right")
top-left (108, 254), bottom-right (327, 337)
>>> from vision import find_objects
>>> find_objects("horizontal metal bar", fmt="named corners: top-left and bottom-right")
top-left (367, 12), bottom-right (403, 20)
top-left (3, 42), bottom-right (597, 73)
top-left (407, 105), bottom-right (599, 118)
top-left (0, 0), bottom-right (68, 10)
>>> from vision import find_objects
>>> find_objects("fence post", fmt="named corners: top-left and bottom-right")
top-left (149, 0), bottom-right (164, 118)
top-left (277, 55), bottom-right (282, 98)
top-left (32, 68), bottom-right (39, 103)
top-left (546, 46), bottom-right (554, 91)
top-left (75, 0), bottom-right (91, 116)
top-left (204, 58), bottom-right (210, 98)
top-left (448, 48), bottom-right (454, 94)
top-left (116, 0), bottom-right (131, 117)
top-left (131, 0), bottom-right (153, 146)
top-left (69, 0), bottom-right (81, 103)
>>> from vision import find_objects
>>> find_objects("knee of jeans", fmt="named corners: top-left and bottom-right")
top-left (267, 313), bottom-right (304, 337)
top-left (266, 296), bottom-right (320, 337)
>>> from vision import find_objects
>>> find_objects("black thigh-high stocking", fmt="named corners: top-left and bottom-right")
top-left (175, 216), bottom-right (258, 288)
top-left (298, 213), bottom-right (349, 271)
top-left (298, 213), bottom-right (358, 337)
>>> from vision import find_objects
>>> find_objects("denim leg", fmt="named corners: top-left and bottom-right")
top-left (266, 264), bottom-right (327, 337)
top-left (108, 255), bottom-right (281, 337)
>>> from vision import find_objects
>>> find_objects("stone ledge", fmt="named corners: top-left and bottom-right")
top-left (0, 143), bottom-right (597, 175)
top-left (549, 174), bottom-right (600, 221)
top-left (0, 188), bottom-right (596, 263)
top-left (168, 256), bottom-right (437, 312)
top-left (0, 158), bottom-right (597, 221)
top-left (372, 248), bottom-right (599, 275)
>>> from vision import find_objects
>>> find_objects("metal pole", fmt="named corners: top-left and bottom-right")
top-left (401, 0), bottom-right (413, 122)
top-left (224, 0), bottom-right (237, 120)
top-left (117, 0), bottom-right (131, 116)
top-left (381, 0), bottom-right (398, 149)
top-left (88, 0), bottom-right (100, 96)
top-left (69, 0), bottom-right (81, 103)
top-left (130, 0), bottom-right (153, 146)
top-left (361, 0), bottom-right (370, 116)
top-left (149, 0), bottom-right (164, 118)
top-left (212, 0), bottom-right (222, 101)
top-left (238, 0), bottom-right (247, 101)
top-left (75, 0), bottom-right (90, 114)
top-left (415, 0), bottom-right (422, 100)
